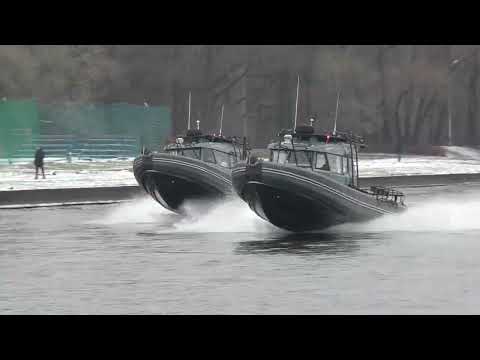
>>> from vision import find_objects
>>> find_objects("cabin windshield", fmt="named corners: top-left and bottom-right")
top-left (167, 147), bottom-right (236, 168)
top-left (214, 150), bottom-right (234, 168)
top-left (201, 148), bottom-right (216, 163)
top-left (272, 150), bottom-right (288, 164)
top-left (316, 153), bottom-right (329, 171)
top-left (271, 150), bottom-right (311, 167)
top-left (182, 148), bottom-right (201, 160)
top-left (165, 149), bottom-right (178, 155)
top-left (271, 149), bottom-right (350, 175)
top-left (326, 153), bottom-right (342, 173)
top-left (290, 151), bottom-right (312, 167)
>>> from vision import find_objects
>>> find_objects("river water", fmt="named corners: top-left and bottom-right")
top-left (2, 183), bottom-right (480, 314)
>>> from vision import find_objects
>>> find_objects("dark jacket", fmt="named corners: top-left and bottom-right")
top-left (34, 149), bottom-right (45, 167)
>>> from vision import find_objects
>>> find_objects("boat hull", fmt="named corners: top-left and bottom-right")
top-left (232, 160), bottom-right (404, 232)
top-left (133, 153), bottom-right (232, 212)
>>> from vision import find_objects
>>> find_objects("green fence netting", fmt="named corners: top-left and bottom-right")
top-left (0, 100), bottom-right (172, 160)
top-left (0, 100), bottom-right (39, 159)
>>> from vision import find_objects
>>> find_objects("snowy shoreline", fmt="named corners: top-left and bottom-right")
top-left (2, 147), bottom-right (480, 191)
top-left (0, 158), bottom-right (137, 191)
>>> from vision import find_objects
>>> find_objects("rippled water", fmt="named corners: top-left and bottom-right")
top-left (2, 183), bottom-right (480, 314)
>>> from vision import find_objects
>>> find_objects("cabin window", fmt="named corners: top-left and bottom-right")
top-left (201, 148), bottom-right (216, 163)
top-left (166, 149), bottom-right (178, 155)
top-left (343, 157), bottom-right (349, 174)
top-left (271, 150), bottom-right (288, 164)
top-left (288, 151), bottom-right (311, 167)
top-left (271, 150), bottom-right (278, 162)
top-left (327, 153), bottom-right (343, 174)
top-left (315, 153), bottom-right (330, 171)
top-left (182, 149), bottom-right (201, 159)
top-left (214, 150), bottom-right (233, 168)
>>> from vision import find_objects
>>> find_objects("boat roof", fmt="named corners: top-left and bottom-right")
top-left (164, 129), bottom-right (246, 152)
top-left (279, 125), bottom-right (366, 144)
top-left (267, 125), bottom-right (366, 156)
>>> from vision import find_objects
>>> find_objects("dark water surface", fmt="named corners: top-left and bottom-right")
top-left (2, 183), bottom-right (480, 314)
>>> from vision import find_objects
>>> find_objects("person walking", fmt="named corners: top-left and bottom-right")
top-left (34, 147), bottom-right (46, 179)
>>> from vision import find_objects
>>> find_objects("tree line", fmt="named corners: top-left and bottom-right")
top-left (0, 45), bottom-right (478, 150)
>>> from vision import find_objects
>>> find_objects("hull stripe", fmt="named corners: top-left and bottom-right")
top-left (234, 166), bottom-right (392, 215)
top-left (262, 168), bottom-right (390, 215)
top-left (149, 158), bottom-right (232, 185)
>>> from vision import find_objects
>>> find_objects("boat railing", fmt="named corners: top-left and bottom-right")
top-left (276, 128), bottom-right (366, 147)
top-left (364, 185), bottom-right (406, 206)
top-left (333, 131), bottom-right (367, 148)
top-left (166, 133), bottom-right (250, 161)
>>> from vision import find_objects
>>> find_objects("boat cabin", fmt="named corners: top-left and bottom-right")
top-left (164, 129), bottom-right (248, 169)
top-left (267, 125), bottom-right (365, 187)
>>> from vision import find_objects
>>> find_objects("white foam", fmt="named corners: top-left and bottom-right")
top-left (93, 187), bottom-right (480, 234)
top-left (172, 198), bottom-right (279, 233)
top-left (333, 192), bottom-right (480, 233)
top-left (99, 197), bottom-right (175, 225)
top-left (95, 196), bottom-right (279, 233)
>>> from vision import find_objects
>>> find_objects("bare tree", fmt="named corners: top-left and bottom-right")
top-left (467, 50), bottom-right (479, 145)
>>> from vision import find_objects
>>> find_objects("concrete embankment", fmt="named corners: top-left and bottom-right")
top-left (2, 173), bottom-right (480, 208)
top-left (0, 186), bottom-right (145, 208)
top-left (361, 173), bottom-right (480, 188)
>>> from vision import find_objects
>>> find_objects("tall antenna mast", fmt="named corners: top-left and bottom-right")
top-left (219, 104), bottom-right (224, 136)
top-left (187, 91), bottom-right (192, 130)
top-left (333, 90), bottom-right (340, 135)
top-left (293, 75), bottom-right (300, 132)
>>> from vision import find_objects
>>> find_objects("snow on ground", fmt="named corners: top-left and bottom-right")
top-left (443, 146), bottom-right (480, 159)
top-left (358, 146), bottom-right (480, 177)
top-left (0, 159), bottom-right (137, 191)
top-left (358, 156), bottom-right (480, 177)
top-left (2, 147), bottom-right (480, 191)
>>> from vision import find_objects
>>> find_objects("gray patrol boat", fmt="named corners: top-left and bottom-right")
top-left (133, 122), bottom-right (249, 213)
top-left (232, 124), bottom-right (406, 232)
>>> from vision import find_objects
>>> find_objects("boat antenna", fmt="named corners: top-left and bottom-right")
top-left (333, 90), bottom-right (340, 135)
top-left (219, 104), bottom-right (224, 136)
top-left (293, 75), bottom-right (300, 133)
top-left (187, 91), bottom-right (192, 130)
